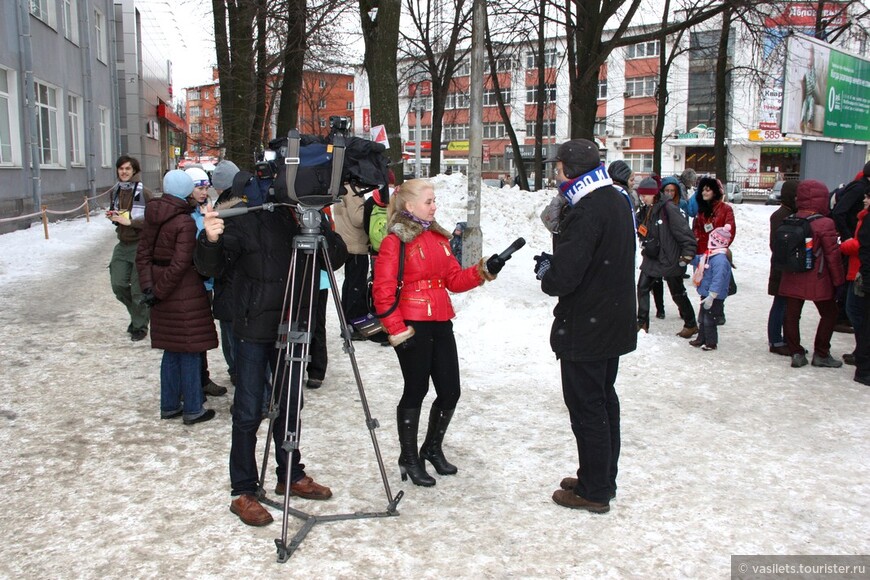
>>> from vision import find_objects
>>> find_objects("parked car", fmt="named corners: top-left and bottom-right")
top-left (725, 183), bottom-right (743, 204)
top-left (482, 178), bottom-right (503, 189)
top-left (766, 181), bottom-right (785, 205)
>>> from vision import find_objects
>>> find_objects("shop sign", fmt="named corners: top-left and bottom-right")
top-left (447, 141), bottom-right (470, 152)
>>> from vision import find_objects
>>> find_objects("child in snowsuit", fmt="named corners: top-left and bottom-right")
top-left (690, 224), bottom-right (733, 350)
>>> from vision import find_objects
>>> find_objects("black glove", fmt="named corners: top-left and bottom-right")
top-left (485, 254), bottom-right (506, 275)
top-left (139, 288), bottom-right (159, 307)
top-left (534, 253), bottom-right (552, 280)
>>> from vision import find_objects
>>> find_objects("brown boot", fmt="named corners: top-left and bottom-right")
top-left (676, 325), bottom-right (698, 338)
top-left (285, 475), bottom-right (333, 500)
top-left (230, 494), bottom-right (273, 526)
top-left (552, 489), bottom-right (610, 513)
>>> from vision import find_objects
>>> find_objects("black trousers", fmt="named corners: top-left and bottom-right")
top-left (395, 321), bottom-right (461, 410)
top-left (560, 357), bottom-right (621, 504)
top-left (341, 254), bottom-right (370, 320)
top-left (307, 288), bottom-right (328, 381)
top-left (637, 272), bottom-right (696, 327)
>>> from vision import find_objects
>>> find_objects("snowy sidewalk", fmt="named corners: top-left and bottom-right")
top-left (0, 194), bottom-right (867, 578)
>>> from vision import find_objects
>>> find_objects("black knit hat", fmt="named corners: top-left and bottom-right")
top-left (546, 139), bottom-right (601, 179)
top-left (608, 160), bottom-right (633, 185)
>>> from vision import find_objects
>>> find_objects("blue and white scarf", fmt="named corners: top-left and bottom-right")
top-left (558, 165), bottom-right (613, 207)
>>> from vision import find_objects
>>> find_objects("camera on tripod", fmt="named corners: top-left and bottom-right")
top-left (329, 115), bottom-right (351, 133)
top-left (254, 149), bottom-right (281, 181)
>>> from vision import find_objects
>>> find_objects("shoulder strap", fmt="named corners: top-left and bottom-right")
top-left (375, 241), bottom-right (405, 319)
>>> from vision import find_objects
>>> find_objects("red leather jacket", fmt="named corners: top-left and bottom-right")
top-left (373, 215), bottom-right (483, 336)
top-left (839, 209), bottom-right (866, 281)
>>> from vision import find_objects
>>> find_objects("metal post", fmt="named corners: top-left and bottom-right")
top-left (415, 105), bottom-right (422, 178)
top-left (462, 0), bottom-right (486, 268)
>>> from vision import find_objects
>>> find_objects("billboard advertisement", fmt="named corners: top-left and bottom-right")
top-left (781, 33), bottom-right (870, 141)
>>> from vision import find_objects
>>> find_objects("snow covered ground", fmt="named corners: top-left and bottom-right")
top-left (0, 174), bottom-right (866, 578)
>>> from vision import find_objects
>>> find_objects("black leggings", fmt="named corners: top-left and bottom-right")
top-left (395, 320), bottom-right (461, 410)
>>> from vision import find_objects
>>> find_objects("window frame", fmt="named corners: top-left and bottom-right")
top-left (626, 40), bottom-right (660, 60)
top-left (34, 80), bottom-right (62, 167)
top-left (0, 67), bottom-right (20, 166)
top-left (624, 76), bottom-right (657, 98)
top-left (623, 114), bottom-right (656, 136)
top-left (62, 0), bottom-right (79, 44)
top-left (30, 0), bottom-right (57, 28)
top-left (99, 106), bottom-right (111, 167)
top-left (624, 153), bottom-right (654, 174)
top-left (94, 8), bottom-right (106, 63)
top-left (525, 84), bottom-right (556, 104)
top-left (67, 93), bottom-right (84, 166)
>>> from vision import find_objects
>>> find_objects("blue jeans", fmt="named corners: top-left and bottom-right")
top-left (845, 282), bottom-right (864, 338)
top-left (230, 338), bottom-right (305, 496)
top-left (767, 295), bottom-right (787, 346)
top-left (220, 320), bottom-right (235, 378)
top-left (160, 351), bottom-right (204, 420)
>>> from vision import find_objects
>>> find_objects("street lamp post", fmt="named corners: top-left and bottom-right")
top-left (462, 0), bottom-right (485, 268)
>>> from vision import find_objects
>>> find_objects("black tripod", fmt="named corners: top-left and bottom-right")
top-left (251, 129), bottom-right (401, 562)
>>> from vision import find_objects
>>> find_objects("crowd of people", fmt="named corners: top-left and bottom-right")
top-left (101, 148), bottom-right (870, 524)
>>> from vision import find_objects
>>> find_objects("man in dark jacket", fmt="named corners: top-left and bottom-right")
top-left (534, 139), bottom-right (637, 513)
top-left (195, 196), bottom-right (348, 527)
top-left (767, 180), bottom-right (799, 355)
top-left (853, 187), bottom-right (870, 385)
top-left (106, 155), bottom-right (153, 341)
top-left (831, 162), bottom-right (870, 240)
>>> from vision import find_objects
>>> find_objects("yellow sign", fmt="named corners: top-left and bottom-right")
top-left (173, 146), bottom-right (181, 156)
top-left (447, 141), bottom-right (469, 152)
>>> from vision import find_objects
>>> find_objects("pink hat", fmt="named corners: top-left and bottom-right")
top-left (708, 224), bottom-right (732, 249)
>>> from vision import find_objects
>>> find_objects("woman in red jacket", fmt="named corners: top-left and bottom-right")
top-left (372, 179), bottom-right (497, 486)
top-left (692, 177), bottom-right (736, 255)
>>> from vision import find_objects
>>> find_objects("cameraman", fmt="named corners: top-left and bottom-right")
top-left (195, 193), bottom-right (348, 527)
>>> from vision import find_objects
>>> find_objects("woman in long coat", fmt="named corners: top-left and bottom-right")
top-left (137, 170), bottom-right (218, 425)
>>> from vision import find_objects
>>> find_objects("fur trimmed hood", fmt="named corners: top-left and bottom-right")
top-left (388, 210), bottom-right (452, 242)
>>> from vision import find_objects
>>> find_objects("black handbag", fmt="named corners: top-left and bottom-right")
top-left (352, 242), bottom-right (405, 337)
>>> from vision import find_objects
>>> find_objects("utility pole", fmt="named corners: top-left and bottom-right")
top-left (462, 0), bottom-right (485, 267)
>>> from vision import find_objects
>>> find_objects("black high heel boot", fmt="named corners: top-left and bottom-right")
top-left (397, 407), bottom-right (435, 486)
top-left (420, 406), bottom-right (458, 475)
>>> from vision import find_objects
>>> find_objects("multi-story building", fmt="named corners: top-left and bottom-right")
top-left (0, 0), bottom-right (183, 231)
top-left (355, 4), bottom-right (867, 186)
top-left (182, 70), bottom-right (355, 164)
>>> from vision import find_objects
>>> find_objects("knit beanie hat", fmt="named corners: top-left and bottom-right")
top-left (163, 169), bottom-right (194, 199)
top-left (708, 223), bottom-right (732, 250)
top-left (636, 176), bottom-right (659, 197)
top-left (211, 160), bottom-right (240, 191)
top-left (608, 160), bottom-right (633, 185)
top-left (548, 139), bottom-right (601, 179)
top-left (185, 167), bottom-right (211, 188)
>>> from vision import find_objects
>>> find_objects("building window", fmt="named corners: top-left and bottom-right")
top-left (189, 106), bottom-right (201, 118)
top-left (624, 153), bottom-right (654, 174)
top-left (443, 124), bottom-right (469, 141)
top-left (444, 92), bottom-right (469, 110)
top-left (35, 81), bottom-right (60, 166)
top-left (190, 123), bottom-right (201, 135)
top-left (99, 106), bottom-right (111, 167)
top-left (63, 0), bottom-right (79, 44)
top-left (347, 81), bottom-right (353, 90)
top-left (526, 84), bottom-right (556, 104)
top-left (30, 0), bottom-right (57, 27)
top-left (455, 60), bottom-right (471, 76)
top-left (203, 90), bottom-right (209, 100)
top-left (495, 57), bottom-right (513, 72)
top-left (319, 118), bottom-right (327, 128)
top-left (624, 76), bottom-right (657, 98)
top-left (94, 9), bottom-right (106, 62)
top-left (318, 99), bottom-right (326, 109)
top-left (482, 122), bottom-right (507, 139)
top-left (594, 117), bottom-right (606, 136)
top-left (483, 88), bottom-right (510, 107)
top-left (187, 89), bottom-right (200, 101)
top-left (526, 47), bottom-right (558, 69)
top-left (624, 115), bottom-right (656, 135)
top-left (626, 40), bottom-right (660, 59)
top-left (214, 87), bottom-right (220, 98)
top-left (203, 109), bottom-right (210, 117)
top-left (319, 79), bottom-right (327, 89)
top-left (205, 125), bottom-right (210, 133)
top-left (0, 69), bottom-right (15, 165)
top-left (525, 120), bottom-right (557, 137)
top-left (67, 94), bottom-right (83, 165)
top-left (346, 101), bottom-right (353, 110)
top-left (597, 79), bottom-right (607, 100)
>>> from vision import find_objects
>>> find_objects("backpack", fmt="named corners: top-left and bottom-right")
top-left (368, 204), bottom-right (388, 252)
top-left (772, 213), bottom-right (822, 272)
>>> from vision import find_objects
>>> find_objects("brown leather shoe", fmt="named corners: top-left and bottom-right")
top-left (560, 477), bottom-right (616, 499)
top-left (769, 345), bottom-right (791, 356)
top-left (230, 494), bottom-right (273, 526)
top-left (275, 476), bottom-right (333, 500)
top-left (676, 325), bottom-right (699, 338)
top-left (552, 489), bottom-right (610, 513)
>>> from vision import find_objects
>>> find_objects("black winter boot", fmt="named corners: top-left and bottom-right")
top-left (397, 407), bottom-right (435, 486)
top-left (420, 406), bottom-right (458, 475)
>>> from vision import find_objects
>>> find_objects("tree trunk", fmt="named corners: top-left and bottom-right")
top-left (714, 6), bottom-right (731, 184)
top-left (276, 0), bottom-right (306, 137)
top-left (360, 0), bottom-right (403, 177)
top-left (484, 24), bottom-right (526, 189)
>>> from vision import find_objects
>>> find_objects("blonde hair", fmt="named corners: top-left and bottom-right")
top-left (388, 178), bottom-right (433, 221)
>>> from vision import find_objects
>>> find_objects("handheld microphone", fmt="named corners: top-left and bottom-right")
top-left (496, 237), bottom-right (526, 262)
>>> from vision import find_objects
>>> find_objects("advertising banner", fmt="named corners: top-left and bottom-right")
top-left (781, 33), bottom-right (870, 141)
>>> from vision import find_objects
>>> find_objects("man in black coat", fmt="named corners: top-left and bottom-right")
top-left (831, 162), bottom-right (870, 241)
top-left (196, 197), bottom-right (348, 527)
top-left (534, 139), bottom-right (637, 513)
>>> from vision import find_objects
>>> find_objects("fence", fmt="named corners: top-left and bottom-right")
top-left (0, 188), bottom-right (112, 239)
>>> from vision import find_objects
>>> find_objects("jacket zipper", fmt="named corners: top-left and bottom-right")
top-left (402, 296), bottom-right (432, 316)
top-left (439, 241), bottom-right (451, 256)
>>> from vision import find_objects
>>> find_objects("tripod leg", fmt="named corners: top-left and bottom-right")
top-left (321, 244), bottom-right (401, 511)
